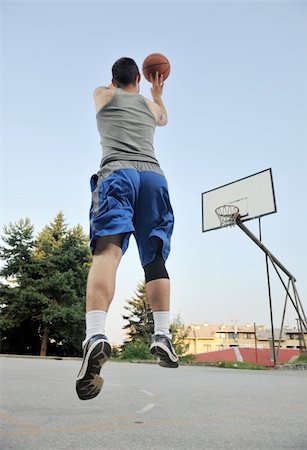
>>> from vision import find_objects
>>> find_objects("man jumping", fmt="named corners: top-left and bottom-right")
top-left (76, 57), bottom-right (178, 401)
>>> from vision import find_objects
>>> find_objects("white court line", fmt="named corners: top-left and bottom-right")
top-left (136, 403), bottom-right (156, 414)
top-left (140, 390), bottom-right (154, 397)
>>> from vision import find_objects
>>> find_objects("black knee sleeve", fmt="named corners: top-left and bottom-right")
top-left (144, 256), bottom-right (169, 283)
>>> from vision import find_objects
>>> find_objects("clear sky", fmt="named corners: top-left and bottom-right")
top-left (1, 0), bottom-right (306, 343)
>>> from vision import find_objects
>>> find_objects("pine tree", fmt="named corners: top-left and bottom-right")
top-left (122, 281), bottom-right (154, 346)
top-left (0, 213), bottom-right (91, 356)
top-left (121, 282), bottom-right (190, 359)
top-left (0, 218), bottom-right (35, 279)
top-left (0, 218), bottom-right (39, 354)
top-left (35, 211), bottom-right (67, 258)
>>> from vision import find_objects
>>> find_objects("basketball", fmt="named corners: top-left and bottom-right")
top-left (142, 53), bottom-right (171, 82)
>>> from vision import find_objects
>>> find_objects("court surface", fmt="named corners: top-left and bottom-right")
top-left (1, 357), bottom-right (307, 450)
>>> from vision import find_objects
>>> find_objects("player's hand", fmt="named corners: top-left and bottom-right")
top-left (150, 71), bottom-right (164, 99)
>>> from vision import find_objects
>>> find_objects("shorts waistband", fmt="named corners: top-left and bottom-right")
top-left (97, 160), bottom-right (165, 179)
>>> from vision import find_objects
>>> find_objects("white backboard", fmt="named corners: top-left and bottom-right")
top-left (202, 168), bottom-right (277, 232)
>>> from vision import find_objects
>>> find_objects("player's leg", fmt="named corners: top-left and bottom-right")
top-left (144, 245), bottom-right (178, 368)
top-left (76, 234), bottom-right (123, 401)
top-left (144, 239), bottom-right (170, 313)
top-left (134, 171), bottom-right (178, 368)
top-left (76, 168), bottom-right (138, 400)
top-left (86, 234), bottom-right (123, 313)
top-left (146, 278), bottom-right (170, 312)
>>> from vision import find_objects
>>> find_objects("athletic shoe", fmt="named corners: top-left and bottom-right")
top-left (76, 334), bottom-right (111, 400)
top-left (150, 331), bottom-right (179, 368)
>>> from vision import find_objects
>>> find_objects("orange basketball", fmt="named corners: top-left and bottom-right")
top-left (142, 53), bottom-right (171, 82)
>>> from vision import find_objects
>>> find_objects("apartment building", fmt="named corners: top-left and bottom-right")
top-left (184, 322), bottom-right (306, 355)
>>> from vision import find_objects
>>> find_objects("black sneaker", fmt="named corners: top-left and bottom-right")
top-left (76, 334), bottom-right (111, 400)
top-left (150, 332), bottom-right (179, 368)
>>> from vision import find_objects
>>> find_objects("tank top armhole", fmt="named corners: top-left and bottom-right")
top-left (140, 96), bottom-right (158, 123)
top-left (96, 90), bottom-right (116, 117)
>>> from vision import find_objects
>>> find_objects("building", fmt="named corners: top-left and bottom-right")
top-left (184, 322), bottom-right (307, 355)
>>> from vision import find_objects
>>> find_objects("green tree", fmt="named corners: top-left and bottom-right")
top-left (0, 218), bottom-right (35, 279)
top-left (170, 314), bottom-right (190, 357)
top-left (122, 281), bottom-right (154, 347)
top-left (0, 214), bottom-right (91, 356)
top-left (35, 211), bottom-right (67, 258)
top-left (121, 281), bottom-right (190, 360)
top-left (0, 218), bottom-right (39, 354)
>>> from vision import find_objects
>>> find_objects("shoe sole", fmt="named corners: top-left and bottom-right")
top-left (76, 340), bottom-right (111, 400)
top-left (150, 343), bottom-right (179, 368)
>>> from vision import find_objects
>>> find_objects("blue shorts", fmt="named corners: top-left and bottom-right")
top-left (89, 167), bottom-right (174, 266)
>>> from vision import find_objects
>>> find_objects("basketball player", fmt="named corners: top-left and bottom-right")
top-left (76, 57), bottom-right (178, 401)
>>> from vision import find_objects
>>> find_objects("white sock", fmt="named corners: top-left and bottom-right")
top-left (83, 310), bottom-right (107, 347)
top-left (153, 311), bottom-right (171, 338)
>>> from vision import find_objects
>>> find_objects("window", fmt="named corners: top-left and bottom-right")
top-left (216, 332), bottom-right (225, 338)
top-left (289, 334), bottom-right (299, 340)
top-left (240, 333), bottom-right (254, 339)
top-left (228, 332), bottom-right (235, 339)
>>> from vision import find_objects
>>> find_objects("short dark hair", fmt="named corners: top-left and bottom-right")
top-left (112, 57), bottom-right (140, 87)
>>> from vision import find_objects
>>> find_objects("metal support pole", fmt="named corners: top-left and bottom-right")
top-left (276, 278), bottom-right (291, 364)
top-left (258, 217), bottom-right (262, 242)
top-left (296, 319), bottom-right (303, 353)
top-left (258, 217), bottom-right (276, 366)
top-left (291, 281), bottom-right (307, 351)
top-left (268, 255), bottom-right (307, 330)
top-left (254, 322), bottom-right (258, 364)
top-left (291, 281), bottom-right (307, 331)
top-left (236, 219), bottom-right (296, 281)
top-left (237, 218), bottom-right (307, 327)
top-left (266, 254), bottom-right (276, 366)
top-left (235, 218), bottom-right (307, 366)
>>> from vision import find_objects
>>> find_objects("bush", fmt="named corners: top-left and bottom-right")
top-left (120, 340), bottom-right (154, 360)
top-left (179, 354), bottom-right (195, 363)
top-left (294, 352), bottom-right (307, 364)
top-left (199, 360), bottom-right (267, 370)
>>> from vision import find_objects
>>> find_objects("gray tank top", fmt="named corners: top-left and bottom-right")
top-left (96, 88), bottom-right (160, 168)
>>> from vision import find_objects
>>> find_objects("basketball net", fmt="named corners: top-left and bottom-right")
top-left (215, 205), bottom-right (240, 228)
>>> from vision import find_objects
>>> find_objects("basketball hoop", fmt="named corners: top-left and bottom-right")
top-left (215, 205), bottom-right (240, 228)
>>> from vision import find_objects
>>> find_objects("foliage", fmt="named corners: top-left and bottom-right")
top-left (120, 340), bottom-right (154, 360)
top-left (170, 313), bottom-right (190, 356)
top-left (121, 281), bottom-right (190, 360)
top-left (122, 281), bottom-right (154, 347)
top-left (178, 354), bottom-right (195, 363)
top-left (0, 213), bottom-right (91, 356)
top-left (291, 352), bottom-right (307, 364)
top-left (187, 360), bottom-right (268, 370)
top-left (0, 218), bottom-right (35, 280)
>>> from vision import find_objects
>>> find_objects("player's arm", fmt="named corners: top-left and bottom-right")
top-left (93, 84), bottom-right (116, 114)
top-left (150, 72), bottom-right (168, 126)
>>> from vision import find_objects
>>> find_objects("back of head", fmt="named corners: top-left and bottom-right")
top-left (112, 57), bottom-right (140, 87)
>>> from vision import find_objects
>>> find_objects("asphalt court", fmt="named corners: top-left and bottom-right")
top-left (1, 357), bottom-right (307, 450)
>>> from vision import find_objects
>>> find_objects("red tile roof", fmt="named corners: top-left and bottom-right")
top-left (195, 348), bottom-right (300, 367)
